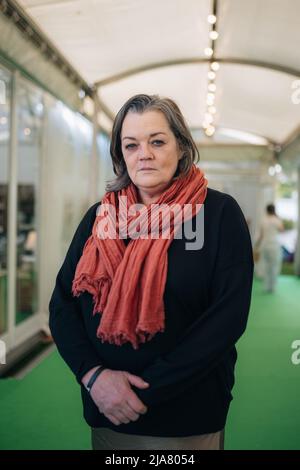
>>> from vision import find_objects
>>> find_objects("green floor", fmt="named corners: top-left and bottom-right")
top-left (0, 276), bottom-right (299, 450)
top-left (226, 275), bottom-right (300, 450)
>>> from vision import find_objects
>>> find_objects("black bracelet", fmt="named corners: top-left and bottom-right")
top-left (85, 366), bottom-right (106, 394)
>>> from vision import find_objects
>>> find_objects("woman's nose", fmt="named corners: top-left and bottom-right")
top-left (138, 143), bottom-right (153, 159)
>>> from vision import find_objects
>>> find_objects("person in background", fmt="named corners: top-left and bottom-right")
top-left (256, 203), bottom-right (284, 293)
top-left (49, 94), bottom-right (254, 450)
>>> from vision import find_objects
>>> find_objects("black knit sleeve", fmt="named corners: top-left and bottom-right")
top-left (49, 202), bottom-right (102, 384)
top-left (134, 195), bottom-right (254, 406)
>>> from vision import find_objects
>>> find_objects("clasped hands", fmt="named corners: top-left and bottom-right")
top-left (82, 368), bottom-right (149, 426)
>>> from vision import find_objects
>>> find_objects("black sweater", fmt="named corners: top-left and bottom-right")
top-left (49, 188), bottom-right (254, 437)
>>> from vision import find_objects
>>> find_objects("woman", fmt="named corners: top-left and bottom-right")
top-left (49, 94), bottom-right (254, 450)
top-left (256, 203), bottom-right (284, 293)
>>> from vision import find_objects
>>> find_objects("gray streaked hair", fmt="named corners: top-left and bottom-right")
top-left (106, 94), bottom-right (200, 192)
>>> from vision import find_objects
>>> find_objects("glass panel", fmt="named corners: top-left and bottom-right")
top-left (15, 80), bottom-right (43, 325)
top-left (43, 99), bottom-right (93, 297)
top-left (0, 66), bottom-right (11, 335)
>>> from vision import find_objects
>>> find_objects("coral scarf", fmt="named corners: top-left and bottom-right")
top-left (72, 164), bottom-right (207, 349)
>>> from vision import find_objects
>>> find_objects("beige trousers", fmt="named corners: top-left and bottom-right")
top-left (91, 427), bottom-right (224, 450)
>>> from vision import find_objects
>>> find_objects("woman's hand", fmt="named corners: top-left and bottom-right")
top-left (87, 368), bottom-right (150, 426)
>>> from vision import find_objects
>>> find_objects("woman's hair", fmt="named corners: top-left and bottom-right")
top-left (106, 94), bottom-right (200, 192)
top-left (266, 203), bottom-right (276, 215)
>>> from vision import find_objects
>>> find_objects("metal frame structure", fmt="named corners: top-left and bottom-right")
top-left (2, 0), bottom-right (300, 148)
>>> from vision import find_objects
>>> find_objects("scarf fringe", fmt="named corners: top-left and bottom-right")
top-left (72, 273), bottom-right (111, 316)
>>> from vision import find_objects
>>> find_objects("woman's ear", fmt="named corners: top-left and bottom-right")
top-left (177, 144), bottom-right (184, 160)
top-left (176, 141), bottom-right (184, 160)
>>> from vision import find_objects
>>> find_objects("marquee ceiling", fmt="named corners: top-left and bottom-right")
top-left (16, 0), bottom-right (300, 149)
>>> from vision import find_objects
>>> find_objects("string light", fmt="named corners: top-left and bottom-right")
top-left (209, 30), bottom-right (219, 40)
top-left (203, 12), bottom-right (220, 138)
top-left (205, 126), bottom-right (215, 136)
top-left (207, 14), bottom-right (216, 24)
top-left (204, 47), bottom-right (213, 57)
top-left (211, 61), bottom-right (220, 71)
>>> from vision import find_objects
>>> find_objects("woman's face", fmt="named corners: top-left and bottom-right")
top-left (121, 110), bottom-right (182, 198)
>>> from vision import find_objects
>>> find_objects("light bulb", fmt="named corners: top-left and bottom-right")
top-left (205, 126), bottom-right (215, 136)
top-left (207, 15), bottom-right (217, 24)
top-left (204, 47), bottom-right (213, 57)
top-left (209, 31), bottom-right (219, 40)
top-left (211, 61), bottom-right (220, 71)
top-left (208, 83), bottom-right (216, 92)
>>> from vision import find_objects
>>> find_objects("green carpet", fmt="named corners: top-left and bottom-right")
top-left (0, 351), bottom-right (90, 450)
top-left (0, 276), bottom-right (299, 450)
top-left (226, 275), bottom-right (300, 450)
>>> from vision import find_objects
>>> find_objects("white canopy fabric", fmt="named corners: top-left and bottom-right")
top-left (17, 0), bottom-right (300, 147)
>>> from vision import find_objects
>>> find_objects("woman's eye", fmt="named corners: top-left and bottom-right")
top-left (125, 140), bottom-right (164, 149)
top-left (125, 143), bottom-right (136, 150)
